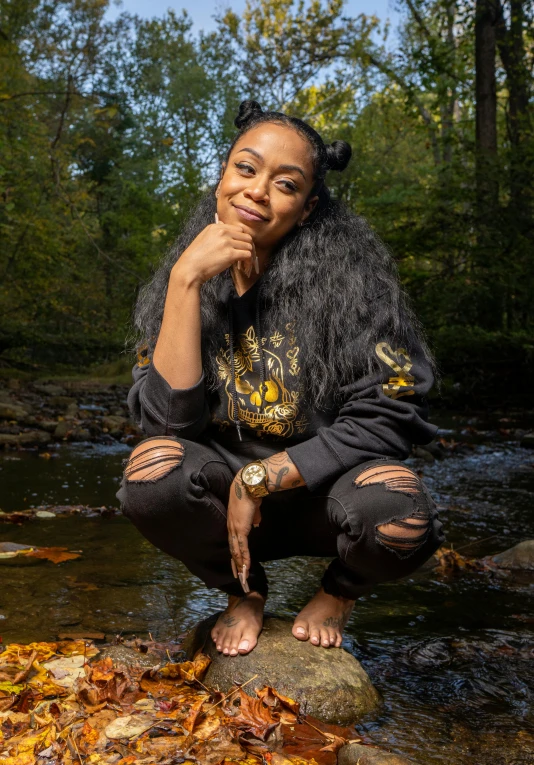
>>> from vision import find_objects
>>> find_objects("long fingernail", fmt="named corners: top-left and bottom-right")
top-left (237, 260), bottom-right (241, 270)
top-left (215, 213), bottom-right (219, 223)
top-left (231, 559), bottom-right (238, 578)
top-left (254, 254), bottom-right (259, 274)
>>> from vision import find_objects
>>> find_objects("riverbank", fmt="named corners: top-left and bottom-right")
top-left (1, 378), bottom-right (534, 763)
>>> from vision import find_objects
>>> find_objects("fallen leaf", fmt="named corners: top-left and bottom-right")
top-left (26, 546), bottom-right (81, 564)
top-left (105, 714), bottom-right (154, 739)
top-left (226, 688), bottom-right (280, 741)
top-left (43, 655), bottom-right (86, 689)
top-left (160, 652), bottom-right (211, 683)
top-left (77, 720), bottom-right (100, 753)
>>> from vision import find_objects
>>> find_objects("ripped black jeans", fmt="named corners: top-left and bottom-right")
top-left (116, 436), bottom-right (445, 600)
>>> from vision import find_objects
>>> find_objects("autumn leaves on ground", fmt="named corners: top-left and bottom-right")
top-left (0, 638), bottom-right (361, 765)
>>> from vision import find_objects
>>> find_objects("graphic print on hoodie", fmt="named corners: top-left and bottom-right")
top-left (214, 321), bottom-right (309, 439)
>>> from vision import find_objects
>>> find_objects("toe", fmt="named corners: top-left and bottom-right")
top-left (229, 636), bottom-right (240, 657)
top-left (292, 621), bottom-right (309, 641)
top-left (309, 626), bottom-right (320, 646)
top-left (335, 632), bottom-right (343, 648)
top-left (238, 634), bottom-right (256, 654)
top-left (328, 628), bottom-right (337, 645)
top-left (320, 628), bottom-right (330, 648)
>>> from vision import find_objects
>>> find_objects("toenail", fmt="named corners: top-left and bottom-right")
top-left (295, 627), bottom-right (305, 635)
top-left (239, 640), bottom-right (249, 650)
top-left (230, 649), bottom-right (237, 655)
top-left (312, 637), bottom-right (319, 644)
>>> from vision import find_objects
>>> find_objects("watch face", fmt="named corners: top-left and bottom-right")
top-left (243, 464), bottom-right (265, 486)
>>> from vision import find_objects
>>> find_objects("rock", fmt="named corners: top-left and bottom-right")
top-left (37, 420), bottom-right (60, 433)
top-left (54, 421), bottom-right (73, 439)
top-left (98, 645), bottom-right (160, 670)
top-left (70, 427), bottom-right (91, 442)
top-left (412, 446), bottom-right (435, 463)
top-left (33, 383), bottom-right (66, 396)
top-left (0, 430), bottom-right (50, 447)
top-left (184, 614), bottom-right (381, 724)
top-left (102, 415), bottom-right (127, 433)
top-left (49, 395), bottom-right (77, 409)
top-left (338, 742), bottom-right (413, 764)
top-left (0, 403), bottom-right (30, 421)
top-left (491, 540), bottom-right (534, 570)
top-left (65, 403), bottom-right (79, 418)
top-left (520, 432), bottom-right (534, 448)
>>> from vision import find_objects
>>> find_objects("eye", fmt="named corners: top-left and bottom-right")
top-left (235, 162), bottom-right (254, 174)
top-left (279, 179), bottom-right (298, 192)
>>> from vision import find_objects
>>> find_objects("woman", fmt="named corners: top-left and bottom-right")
top-left (116, 99), bottom-right (445, 658)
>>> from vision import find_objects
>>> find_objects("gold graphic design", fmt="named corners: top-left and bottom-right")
top-left (270, 331), bottom-right (285, 348)
top-left (375, 342), bottom-right (415, 399)
top-left (136, 345), bottom-right (150, 368)
top-left (216, 324), bottom-right (307, 437)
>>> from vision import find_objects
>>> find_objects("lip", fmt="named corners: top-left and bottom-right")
top-left (233, 204), bottom-right (269, 222)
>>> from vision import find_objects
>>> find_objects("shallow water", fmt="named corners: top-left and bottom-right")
top-left (1, 413), bottom-right (534, 764)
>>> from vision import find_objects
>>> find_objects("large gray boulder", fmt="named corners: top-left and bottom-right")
top-left (338, 742), bottom-right (413, 764)
top-left (491, 540), bottom-right (534, 570)
top-left (184, 614), bottom-right (381, 725)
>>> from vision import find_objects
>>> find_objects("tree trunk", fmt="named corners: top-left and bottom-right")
top-left (475, 0), bottom-right (498, 213)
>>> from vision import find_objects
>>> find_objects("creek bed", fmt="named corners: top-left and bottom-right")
top-left (1, 412), bottom-right (534, 764)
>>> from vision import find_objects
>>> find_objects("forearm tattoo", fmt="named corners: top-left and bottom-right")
top-left (264, 451), bottom-right (305, 493)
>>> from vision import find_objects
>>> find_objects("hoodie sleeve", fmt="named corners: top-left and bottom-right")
top-left (285, 337), bottom-right (439, 492)
top-left (127, 352), bottom-right (210, 440)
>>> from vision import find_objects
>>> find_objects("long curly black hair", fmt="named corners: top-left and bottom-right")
top-left (132, 99), bottom-right (436, 410)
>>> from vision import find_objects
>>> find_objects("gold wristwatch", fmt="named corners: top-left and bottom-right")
top-left (240, 460), bottom-right (270, 499)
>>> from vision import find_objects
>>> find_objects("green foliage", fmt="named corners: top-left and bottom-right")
top-left (0, 0), bottom-right (533, 405)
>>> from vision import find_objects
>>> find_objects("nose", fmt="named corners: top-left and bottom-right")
top-left (244, 174), bottom-right (269, 203)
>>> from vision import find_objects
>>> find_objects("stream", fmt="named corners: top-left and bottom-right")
top-left (1, 410), bottom-right (533, 764)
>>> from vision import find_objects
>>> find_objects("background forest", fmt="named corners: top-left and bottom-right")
top-left (1, 0), bottom-right (533, 406)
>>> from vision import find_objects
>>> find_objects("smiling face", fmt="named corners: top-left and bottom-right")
top-left (216, 122), bottom-right (319, 253)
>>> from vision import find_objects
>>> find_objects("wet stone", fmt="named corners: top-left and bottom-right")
top-left (338, 743), bottom-right (413, 764)
top-left (491, 540), bottom-right (534, 570)
top-left (0, 430), bottom-right (50, 446)
top-left (33, 383), bottom-right (66, 396)
top-left (184, 614), bottom-right (381, 725)
top-left (97, 644), bottom-right (161, 670)
top-left (49, 395), bottom-right (78, 409)
top-left (0, 403), bottom-right (30, 421)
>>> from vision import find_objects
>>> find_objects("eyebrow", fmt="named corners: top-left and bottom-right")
top-left (236, 147), bottom-right (307, 181)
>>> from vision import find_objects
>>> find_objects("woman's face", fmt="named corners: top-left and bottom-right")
top-left (216, 123), bottom-right (319, 252)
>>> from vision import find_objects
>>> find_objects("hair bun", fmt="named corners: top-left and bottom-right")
top-left (325, 140), bottom-right (352, 172)
top-left (234, 99), bottom-right (264, 130)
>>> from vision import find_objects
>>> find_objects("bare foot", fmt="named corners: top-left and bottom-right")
top-left (292, 587), bottom-right (355, 648)
top-left (211, 591), bottom-right (265, 656)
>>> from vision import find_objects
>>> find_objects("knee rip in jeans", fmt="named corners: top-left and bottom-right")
top-left (124, 438), bottom-right (184, 482)
top-left (354, 464), bottom-right (432, 558)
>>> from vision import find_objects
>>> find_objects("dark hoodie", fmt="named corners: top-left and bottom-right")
top-left (128, 275), bottom-right (438, 492)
